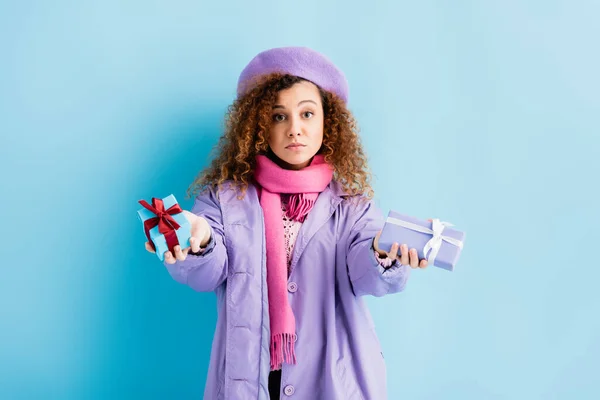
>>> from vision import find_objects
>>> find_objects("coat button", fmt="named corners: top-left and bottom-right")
top-left (283, 385), bottom-right (295, 396)
top-left (287, 282), bottom-right (298, 293)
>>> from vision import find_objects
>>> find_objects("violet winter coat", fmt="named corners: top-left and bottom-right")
top-left (164, 180), bottom-right (411, 400)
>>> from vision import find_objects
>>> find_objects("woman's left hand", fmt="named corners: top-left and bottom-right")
top-left (373, 230), bottom-right (429, 269)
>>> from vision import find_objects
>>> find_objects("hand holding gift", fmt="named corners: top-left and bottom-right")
top-left (373, 231), bottom-right (430, 269)
top-left (138, 194), bottom-right (212, 263)
top-left (375, 211), bottom-right (466, 271)
top-left (144, 210), bottom-right (212, 263)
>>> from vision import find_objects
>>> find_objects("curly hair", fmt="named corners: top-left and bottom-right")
top-left (186, 73), bottom-right (374, 200)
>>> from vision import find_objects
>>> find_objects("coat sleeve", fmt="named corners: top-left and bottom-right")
top-left (163, 187), bottom-right (228, 292)
top-left (345, 198), bottom-right (411, 297)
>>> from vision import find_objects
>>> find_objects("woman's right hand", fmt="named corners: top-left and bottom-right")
top-left (144, 210), bottom-right (212, 264)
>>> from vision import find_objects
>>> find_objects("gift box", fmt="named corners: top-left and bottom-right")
top-left (378, 210), bottom-right (465, 271)
top-left (137, 194), bottom-right (191, 262)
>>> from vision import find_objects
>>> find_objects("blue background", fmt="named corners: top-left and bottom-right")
top-left (2, 0), bottom-right (599, 399)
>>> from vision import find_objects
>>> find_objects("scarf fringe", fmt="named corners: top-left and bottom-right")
top-left (286, 194), bottom-right (315, 222)
top-left (270, 333), bottom-right (297, 370)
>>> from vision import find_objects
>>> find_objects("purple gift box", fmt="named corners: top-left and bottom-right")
top-left (378, 210), bottom-right (466, 271)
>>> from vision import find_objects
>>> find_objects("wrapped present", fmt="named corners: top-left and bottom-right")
top-left (137, 194), bottom-right (191, 262)
top-left (378, 211), bottom-right (465, 271)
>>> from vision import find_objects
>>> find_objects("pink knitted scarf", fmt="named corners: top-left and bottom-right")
top-left (253, 154), bottom-right (334, 370)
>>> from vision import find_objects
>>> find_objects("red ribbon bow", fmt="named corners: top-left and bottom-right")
top-left (139, 197), bottom-right (183, 255)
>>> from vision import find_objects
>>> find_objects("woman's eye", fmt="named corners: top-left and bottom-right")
top-left (303, 111), bottom-right (314, 118)
top-left (273, 114), bottom-right (286, 122)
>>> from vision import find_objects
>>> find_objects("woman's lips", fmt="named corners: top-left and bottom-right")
top-left (286, 143), bottom-right (306, 150)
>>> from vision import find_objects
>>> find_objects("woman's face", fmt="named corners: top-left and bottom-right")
top-left (267, 80), bottom-right (324, 170)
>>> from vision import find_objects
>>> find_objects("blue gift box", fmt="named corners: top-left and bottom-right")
top-left (137, 194), bottom-right (191, 262)
top-left (378, 210), bottom-right (465, 271)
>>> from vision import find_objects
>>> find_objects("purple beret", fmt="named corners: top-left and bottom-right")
top-left (236, 46), bottom-right (349, 103)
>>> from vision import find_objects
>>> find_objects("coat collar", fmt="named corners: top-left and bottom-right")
top-left (218, 179), bottom-right (348, 275)
top-left (288, 181), bottom-right (346, 274)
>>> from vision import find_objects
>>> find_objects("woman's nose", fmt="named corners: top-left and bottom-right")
top-left (288, 116), bottom-right (302, 136)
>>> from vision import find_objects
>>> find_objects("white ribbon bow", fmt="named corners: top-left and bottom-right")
top-left (385, 217), bottom-right (464, 266)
